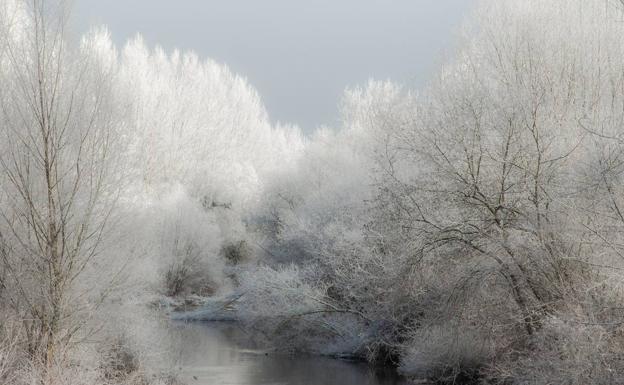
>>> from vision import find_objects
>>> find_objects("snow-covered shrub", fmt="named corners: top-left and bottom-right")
top-left (111, 185), bottom-right (228, 298)
top-left (237, 264), bottom-right (337, 351)
top-left (99, 334), bottom-right (141, 381)
top-left (489, 316), bottom-right (624, 385)
top-left (0, 323), bottom-right (20, 384)
top-left (238, 264), bottom-right (325, 321)
top-left (163, 249), bottom-right (212, 298)
top-left (220, 240), bottom-right (252, 265)
top-left (400, 324), bottom-right (496, 382)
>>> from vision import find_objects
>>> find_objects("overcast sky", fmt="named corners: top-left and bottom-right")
top-left (72, 0), bottom-right (475, 133)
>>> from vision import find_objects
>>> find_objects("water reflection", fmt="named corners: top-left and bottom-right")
top-left (167, 321), bottom-right (408, 385)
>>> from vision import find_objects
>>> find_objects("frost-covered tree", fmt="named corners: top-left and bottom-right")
top-left (0, 0), bottom-right (122, 370)
top-left (116, 36), bottom-right (302, 207)
top-left (383, 0), bottom-right (624, 334)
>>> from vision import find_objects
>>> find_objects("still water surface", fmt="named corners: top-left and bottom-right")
top-left (167, 321), bottom-right (409, 385)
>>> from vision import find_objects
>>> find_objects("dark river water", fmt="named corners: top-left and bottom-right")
top-left (166, 321), bottom-right (409, 385)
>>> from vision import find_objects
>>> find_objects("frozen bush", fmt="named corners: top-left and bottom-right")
top-left (99, 334), bottom-right (141, 381)
top-left (400, 324), bottom-right (496, 383)
top-left (237, 264), bottom-right (337, 350)
top-left (163, 239), bottom-right (215, 297)
top-left (114, 185), bottom-right (227, 298)
top-left (220, 240), bottom-right (252, 265)
top-left (238, 264), bottom-right (325, 322)
top-left (489, 316), bottom-right (624, 385)
top-left (0, 324), bottom-right (20, 384)
top-left (92, 303), bottom-right (186, 385)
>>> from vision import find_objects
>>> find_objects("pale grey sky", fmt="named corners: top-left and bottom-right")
top-left (72, 0), bottom-right (475, 133)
